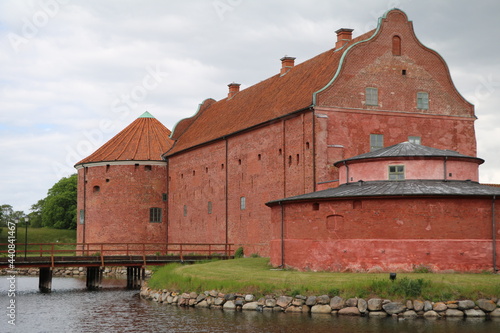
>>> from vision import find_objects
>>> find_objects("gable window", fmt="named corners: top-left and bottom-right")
top-left (365, 87), bottom-right (378, 106)
top-left (150, 208), bottom-right (162, 223)
top-left (370, 134), bottom-right (384, 151)
top-left (417, 92), bottom-right (429, 110)
top-left (392, 35), bottom-right (401, 56)
top-left (388, 165), bottom-right (405, 180)
top-left (408, 136), bottom-right (421, 145)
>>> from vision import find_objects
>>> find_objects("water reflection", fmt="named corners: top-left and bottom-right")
top-left (1, 276), bottom-right (499, 333)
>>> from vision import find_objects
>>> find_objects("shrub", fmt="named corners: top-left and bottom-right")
top-left (413, 264), bottom-right (432, 273)
top-left (250, 253), bottom-right (260, 258)
top-left (234, 247), bottom-right (244, 258)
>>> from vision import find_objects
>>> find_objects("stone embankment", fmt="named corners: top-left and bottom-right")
top-left (140, 286), bottom-right (500, 319)
top-left (1, 267), bottom-right (152, 277)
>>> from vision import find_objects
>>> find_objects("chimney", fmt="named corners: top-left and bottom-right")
top-left (280, 56), bottom-right (296, 76)
top-left (227, 82), bottom-right (240, 98)
top-left (335, 28), bottom-right (354, 49)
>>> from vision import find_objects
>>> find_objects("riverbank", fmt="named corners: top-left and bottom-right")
top-left (0, 266), bottom-right (152, 277)
top-left (140, 286), bottom-right (500, 319)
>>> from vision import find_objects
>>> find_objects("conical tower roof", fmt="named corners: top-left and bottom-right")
top-left (75, 112), bottom-right (174, 165)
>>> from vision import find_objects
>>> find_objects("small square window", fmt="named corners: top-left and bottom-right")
top-left (388, 165), bottom-right (405, 180)
top-left (408, 136), bottom-right (421, 145)
top-left (370, 134), bottom-right (384, 151)
top-left (417, 92), bottom-right (429, 110)
top-left (365, 87), bottom-right (378, 106)
top-left (150, 207), bottom-right (162, 223)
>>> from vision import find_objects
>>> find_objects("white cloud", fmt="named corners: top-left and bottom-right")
top-left (0, 0), bottom-right (499, 212)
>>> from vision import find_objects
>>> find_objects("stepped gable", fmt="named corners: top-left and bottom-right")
top-left (166, 29), bottom-right (374, 156)
top-left (75, 111), bottom-right (173, 165)
top-left (334, 141), bottom-right (484, 165)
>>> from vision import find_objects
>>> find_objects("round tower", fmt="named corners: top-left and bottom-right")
top-left (74, 112), bottom-right (173, 249)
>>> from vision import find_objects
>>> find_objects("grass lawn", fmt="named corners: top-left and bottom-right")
top-left (0, 227), bottom-right (76, 256)
top-left (148, 257), bottom-right (500, 302)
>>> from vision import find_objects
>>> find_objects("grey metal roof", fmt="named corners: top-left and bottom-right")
top-left (266, 180), bottom-right (500, 205)
top-left (334, 142), bottom-right (483, 166)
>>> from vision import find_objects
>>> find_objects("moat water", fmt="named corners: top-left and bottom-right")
top-left (1, 276), bottom-right (500, 332)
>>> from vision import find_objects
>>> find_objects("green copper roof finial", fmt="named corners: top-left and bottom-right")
top-left (139, 111), bottom-right (155, 118)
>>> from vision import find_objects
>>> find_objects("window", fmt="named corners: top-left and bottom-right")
top-left (240, 197), bottom-right (246, 210)
top-left (365, 87), bottom-right (378, 106)
top-left (392, 35), bottom-right (401, 56)
top-left (408, 136), bottom-right (421, 145)
top-left (93, 186), bottom-right (100, 193)
top-left (417, 92), bottom-right (429, 110)
top-left (150, 208), bottom-right (162, 223)
top-left (162, 193), bottom-right (168, 201)
top-left (208, 201), bottom-right (212, 214)
top-left (79, 210), bottom-right (85, 224)
top-left (388, 165), bottom-right (405, 180)
top-left (370, 134), bottom-right (384, 151)
top-left (313, 203), bottom-right (320, 211)
top-left (144, 165), bottom-right (152, 171)
top-left (183, 205), bottom-right (187, 217)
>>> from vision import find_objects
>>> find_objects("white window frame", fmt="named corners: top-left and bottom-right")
top-left (366, 87), bottom-right (378, 106)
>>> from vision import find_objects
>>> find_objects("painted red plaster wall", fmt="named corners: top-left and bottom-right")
top-left (337, 158), bottom-right (480, 183)
top-left (76, 163), bottom-right (168, 248)
top-left (270, 197), bottom-right (500, 272)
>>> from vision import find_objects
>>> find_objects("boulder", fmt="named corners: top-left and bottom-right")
top-left (292, 298), bottom-right (305, 306)
top-left (285, 306), bottom-right (303, 313)
top-left (476, 299), bottom-right (497, 312)
top-left (433, 302), bottom-right (447, 312)
top-left (489, 308), bottom-right (500, 318)
top-left (367, 298), bottom-right (384, 311)
top-left (464, 309), bottom-right (486, 317)
top-left (213, 297), bottom-right (225, 306)
top-left (330, 296), bottom-right (345, 310)
top-left (195, 294), bottom-right (206, 303)
top-left (413, 300), bottom-right (424, 312)
top-left (311, 304), bottom-right (332, 314)
top-left (338, 307), bottom-right (360, 316)
top-left (403, 310), bottom-right (418, 318)
top-left (265, 298), bottom-right (276, 308)
top-left (189, 292), bottom-right (198, 299)
top-left (223, 300), bottom-right (236, 310)
top-left (382, 302), bottom-right (406, 315)
top-left (242, 302), bottom-right (259, 311)
top-left (406, 300), bottom-right (414, 310)
top-left (457, 300), bottom-right (475, 310)
top-left (423, 301), bottom-right (433, 312)
top-left (196, 300), bottom-right (209, 308)
top-left (345, 298), bottom-right (358, 307)
top-left (357, 298), bottom-right (367, 314)
top-left (445, 309), bottom-right (464, 317)
top-left (305, 296), bottom-right (317, 306)
top-left (276, 296), bottom-right (293, 308)
top-left (368, 311), bottom-right (388, 317)
top-left (423, 310), bottom-right (439, 318)
top-left (244, 294), bottom-right (254, 302)
top-left (317, 295), bottom-right (330, 305)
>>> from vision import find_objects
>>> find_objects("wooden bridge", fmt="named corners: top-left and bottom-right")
top-left (0, 242), bottom-right (234, 292)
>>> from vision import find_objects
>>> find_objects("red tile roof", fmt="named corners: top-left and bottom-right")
top-left (76, 112), bottom-right (174, 165)
top-left (166, 30), bottom-right (374, 156)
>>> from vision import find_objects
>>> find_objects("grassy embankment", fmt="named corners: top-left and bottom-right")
top-left (0, 227), bottom-right (76, 256)
top-left (147, 257), bottom-right (500, 302)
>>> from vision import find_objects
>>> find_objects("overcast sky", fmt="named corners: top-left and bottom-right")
top-left (1, 0), bottom-right (499, 213)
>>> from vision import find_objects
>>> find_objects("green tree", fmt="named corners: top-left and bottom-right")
top-left (0, 204), bottom-right (14, 227)
top-left (41, 174), bottom-right (77, 229)
top-left (29, 199), bottom-right (45, 228)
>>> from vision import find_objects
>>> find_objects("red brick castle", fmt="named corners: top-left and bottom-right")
top-left (75, 9), bottom-right (500, 272)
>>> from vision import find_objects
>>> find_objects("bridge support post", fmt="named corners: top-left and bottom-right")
top-left (126, 266), bottom-right (144, 289)
top-left (86, 267), bottom-right (102, 290)
top-left (39, 267), bottom-right (52, 293)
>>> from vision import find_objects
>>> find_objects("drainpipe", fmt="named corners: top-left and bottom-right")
top-left (344, 161), bottom-right (349, 184)
top-left (82, 165), bottom-right (87, 245)
top-left (225, 137), bottom-right (229, 245)
top-left (165, 157), bottom-right (169, 243)
top-left (493, 195), bottom-right (497, 272)
top-left (443, 156), bottom-right (448, 181)
top-left (280, 201), bottom-right (285, 268)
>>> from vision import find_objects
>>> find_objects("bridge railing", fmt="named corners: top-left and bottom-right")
top-left (0, 242), bottom-right (234, 260)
